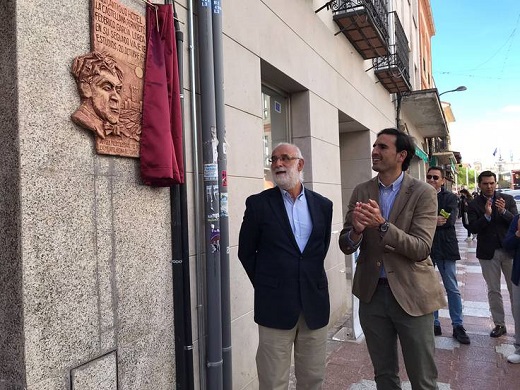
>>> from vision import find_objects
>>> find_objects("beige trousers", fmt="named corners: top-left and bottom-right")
top-left (256, 314), bottom-right (328, 390)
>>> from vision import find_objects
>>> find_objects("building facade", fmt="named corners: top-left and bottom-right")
top-left (1, 0), bottom-right (449, 389)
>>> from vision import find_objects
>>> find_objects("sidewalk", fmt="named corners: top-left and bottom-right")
top-left (321, 220), bottom-right (520, 390)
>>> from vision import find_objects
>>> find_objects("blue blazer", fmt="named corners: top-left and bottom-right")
top-left (238, 186), bottom-right (333, 330)
top-left (502, 214), bottom-right (520, 286)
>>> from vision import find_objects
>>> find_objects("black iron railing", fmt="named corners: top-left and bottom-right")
top-left (372, 11), bottom-right (410, 89)
top-left (330, 0), bottom-right (389, 42)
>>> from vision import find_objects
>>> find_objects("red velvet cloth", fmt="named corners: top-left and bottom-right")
top-left (140, 4), bottom-right (184, 185)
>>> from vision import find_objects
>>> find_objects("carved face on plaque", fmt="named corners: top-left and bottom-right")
top-left (87, 68), bottom-right (123, 124)
top-left (71, 51), bottom-right (125, 139)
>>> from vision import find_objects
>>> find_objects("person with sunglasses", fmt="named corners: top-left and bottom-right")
top-left (426, 167), bottom-right (470, 344)
top-left (238, 142), bottom-right (333, 389)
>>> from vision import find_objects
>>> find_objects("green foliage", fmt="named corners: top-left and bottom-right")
top-left (456, 166), bottom-right (477, 192)
top-left (457, 166), bottom-right (512, 191)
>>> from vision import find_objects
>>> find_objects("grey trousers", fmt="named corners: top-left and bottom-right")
top-left (360, 284), bottom-right (438, 390)
top-left (478, 249), bottom-right (513, 326)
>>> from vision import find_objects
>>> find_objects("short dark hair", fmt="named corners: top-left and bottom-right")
top-left (428, 166), bottom-right (444, 178)
top-left (377, 128), bottom-right (416, 171)
top-left (478, 170), bottom-right (496, 184)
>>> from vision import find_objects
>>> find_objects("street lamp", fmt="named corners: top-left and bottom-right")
top-left (439, 86), bottom-right (467, 97)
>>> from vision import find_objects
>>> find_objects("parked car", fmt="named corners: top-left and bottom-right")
top-left (498, 189), bottom-right (520, 209)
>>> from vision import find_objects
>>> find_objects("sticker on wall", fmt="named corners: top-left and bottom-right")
top-left (207, 213), bottom-right (219, 222)
top-left (274, 101), bottom-right (282, 113)
top-left (204, 164), bottom-right (218, 181)
top-left (210, 224), bottom-right (220, 253)
top-left (220, 193), bottom-right (228, 218)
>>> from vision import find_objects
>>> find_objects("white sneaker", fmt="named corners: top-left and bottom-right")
top-left (507, 353), bottom-right (520, 364)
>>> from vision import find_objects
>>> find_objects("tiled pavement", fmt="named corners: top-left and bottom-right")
top-left (320, 220), bottom-right (520, 390)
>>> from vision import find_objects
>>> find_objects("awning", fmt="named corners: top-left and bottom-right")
top-left (452, 151), bottom-right (462, 164)
top-left (400, 88), bottom-right (448, 138)
top-left (415, 146), bottom-right (429, 163)
top-left (432, 151), bottom-right (456, 165)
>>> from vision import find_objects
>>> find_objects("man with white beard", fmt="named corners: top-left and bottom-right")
top-left (238, 142), bottom-right (333, 390)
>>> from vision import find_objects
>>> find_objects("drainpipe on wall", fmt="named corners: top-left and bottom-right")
top-left (186, 0), bottom-right (207, 388)
top-left (167, 1), bottom-right (195, 387)
top-left (198, 0), bottom-right (224, 388)
top-left (211, 1), bottom-right (232, 389)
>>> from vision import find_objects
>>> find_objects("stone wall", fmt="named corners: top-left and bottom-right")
top-left (1, 1), bottom-right (176, 389)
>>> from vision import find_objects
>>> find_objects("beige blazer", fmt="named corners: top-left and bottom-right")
top-left (339, 174), bottom-right (446, 316)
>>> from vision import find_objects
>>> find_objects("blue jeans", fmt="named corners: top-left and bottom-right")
top-left (434, 259), bottom-right (463, 327)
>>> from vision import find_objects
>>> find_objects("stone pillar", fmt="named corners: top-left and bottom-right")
top-left (0, 1), bottom-right (176, 389)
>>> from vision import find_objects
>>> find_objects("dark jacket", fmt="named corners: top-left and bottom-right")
top-left (467, 191), bottom-right (517, 260)
top-left (431, 188), bottom-right (461, 261)
top-left (459, 195), bottom-right (472, 227)
top-left (238, 186), bottom-right (333, 330)
top-left (503, 214), bottom-right (520, 286)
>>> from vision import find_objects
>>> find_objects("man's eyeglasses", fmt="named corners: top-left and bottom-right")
top-left (268, 155), bottom-right (300, 164)
top-left (426, 174), bottom-right (440, 181)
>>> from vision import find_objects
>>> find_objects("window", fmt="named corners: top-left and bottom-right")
top-left (261, 85), bottom-right (290, 188)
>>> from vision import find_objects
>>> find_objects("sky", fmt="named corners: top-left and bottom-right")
top-left (430, 0), bottom-right (520, 168)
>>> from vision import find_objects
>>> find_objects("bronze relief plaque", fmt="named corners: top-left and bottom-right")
top-left (71, 0), bottom-right (146, 157)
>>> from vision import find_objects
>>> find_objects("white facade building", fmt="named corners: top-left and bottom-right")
top-left (0, 0), bottom-right (448, 389)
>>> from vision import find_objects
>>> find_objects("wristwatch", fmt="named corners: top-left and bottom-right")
top-left (378, 220), bottom-right (390, 233)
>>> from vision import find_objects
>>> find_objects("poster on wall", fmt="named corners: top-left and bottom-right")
top-left (70, 0), bottom-right (146, 158)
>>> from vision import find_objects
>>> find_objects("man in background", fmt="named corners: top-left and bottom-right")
top-left (426, 166), bottom-right (470, 344)
top-left (467, 170), bottom-right (517, 337)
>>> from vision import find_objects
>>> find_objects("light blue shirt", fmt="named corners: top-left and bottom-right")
top-left (378, 172), bottom-right (404, 220)
top-left (378, 172), bottom-right (404, 276)
top-left (280, 185), bottom-right (312, 253)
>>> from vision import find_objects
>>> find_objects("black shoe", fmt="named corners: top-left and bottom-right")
top-left (434, 324), bottom-right (442, 336)
top-left (490, 325), bottom-right (506, 338)
top-left (453, 325), bottom-right (470, 344)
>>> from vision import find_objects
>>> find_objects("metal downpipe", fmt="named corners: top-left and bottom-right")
top-left (187, 0), bottom-right (207, 388)
top-left (167, 1), bottom-right (195, 387)
top-left (211, 1), bottom-right (232, 388)
top-left (197, 0), bottom-right (223, 388)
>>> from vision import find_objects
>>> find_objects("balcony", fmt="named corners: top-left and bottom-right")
top-left (400, 89), bottom-right (448, 138)
top-left (328, 0), bottom-right (389, 59)
top-left (373, 12), bottom-right (411, 93)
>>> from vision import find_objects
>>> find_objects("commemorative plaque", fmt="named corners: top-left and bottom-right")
top-left (71, 0), bottom-right (146, 157)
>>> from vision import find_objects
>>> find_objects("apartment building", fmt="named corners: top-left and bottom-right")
top-left (1, 0), bottom-right (450, 389)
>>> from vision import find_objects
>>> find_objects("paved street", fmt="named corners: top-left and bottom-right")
top-left (320, 220), bottom-right (520, 389)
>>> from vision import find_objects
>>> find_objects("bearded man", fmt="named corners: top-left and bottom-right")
top-left (238, 142), bottom-right (333, 390)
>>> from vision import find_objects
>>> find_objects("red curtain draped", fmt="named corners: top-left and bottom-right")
top-left (140, 4), bottom-right (184, 186)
